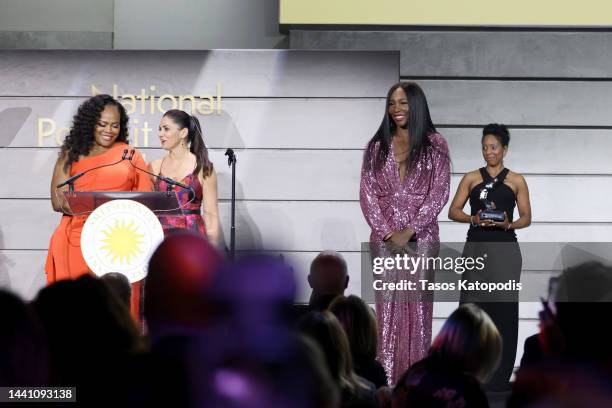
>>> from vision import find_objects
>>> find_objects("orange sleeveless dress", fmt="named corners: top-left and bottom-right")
top-left (45, 142), bottom-right (152, 319)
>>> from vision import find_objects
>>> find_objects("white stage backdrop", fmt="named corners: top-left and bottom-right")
top-left (3, 49), bottom-right (612, 367)
top-left (0, 49), bottom-right (398, 302)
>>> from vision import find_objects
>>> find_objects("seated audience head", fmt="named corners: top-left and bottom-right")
top-left (101, 272), bottom-right (131, 309)
top-left (430, 303), bottom-right (502, 383)
top-left (307, 251), bottom-right (349, 308)
top-left (294, 335), bottom-right (340, 408)
top-left (509, 263), bottom-right (612, 408)
top-left (0, 290), bottom-right (49, 386)
top-left (211, 253), bottom-right (296, 328)
top-left (392, 305), bottom-right (498, 407)
top-left (145, 232), bottom-right (222, 335)
top-left (33, 275), bottom-right (142, 385)
top-left (34, 275), bottom-right (141, 352)
top-left (329, 295), bottom-right (378, 361)
top-left (192, 333), bottom-right (340, 408)
top-left (548, 261), bottom-right (612, 360)
top-left (297, 311), bottom-right (371, 396)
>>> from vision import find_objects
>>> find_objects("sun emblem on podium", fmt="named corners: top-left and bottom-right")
top-left (100, 219), bottom-right (145, 265)
top-left (82, 199), bottom-right (164, 283)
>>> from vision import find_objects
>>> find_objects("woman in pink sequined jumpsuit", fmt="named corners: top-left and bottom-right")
top-left (360, 82), bottom-right (450, 384)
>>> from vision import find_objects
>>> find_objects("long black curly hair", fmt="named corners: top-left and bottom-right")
top-left (61, 94), bottom-right (129, 170)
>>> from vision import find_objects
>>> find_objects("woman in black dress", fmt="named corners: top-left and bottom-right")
top-left (448, 124), bottom-right (532, 391)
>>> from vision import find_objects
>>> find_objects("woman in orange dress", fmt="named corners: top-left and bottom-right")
top-left (46, 94), bottom-right (152, 318)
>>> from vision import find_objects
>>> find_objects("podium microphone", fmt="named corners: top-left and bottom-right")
top-left (57, 149), bottom-right (129, 192)
top-left (125, 149), bottom-right (194, 195)
top-left (225, 148), bottom-right (236, 166)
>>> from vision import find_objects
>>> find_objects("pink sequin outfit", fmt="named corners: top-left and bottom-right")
top-left (359, 132), bottom-right (450, 384)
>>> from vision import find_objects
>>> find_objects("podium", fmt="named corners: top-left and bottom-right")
top-left (64, 191), bottom-right (181, 216)
top-left (62, 191), bottom-right (181, 323)
top-left (63, 191), bottom-right (180, 283)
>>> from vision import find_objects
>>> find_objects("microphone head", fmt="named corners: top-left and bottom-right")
top-left (225, 148), bottom-right (236, 165)
top-left (128, 149), bottom-right (136, 160)
top-left (121, 149), bottom-right (128, 160)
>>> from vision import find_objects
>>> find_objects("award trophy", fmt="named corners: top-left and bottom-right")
top-left (478, 178), bottom-right (506, 222)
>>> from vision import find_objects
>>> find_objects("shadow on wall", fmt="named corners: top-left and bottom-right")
top-left (0, 107), bottom-right (30, 288)
top-left (217, 175), bottom-right (262, 251)
top-left (0, 226), bottom-right (47, 300)
top-left (559, 242), bottom-right (612, 270)
top-left (265, 0), bottom-right (289, 49)
top-left (206, 107), bottom-right (262, 250)
top-left (205, 109), bottom-right (246, 150)
top-left (0, 107), bottom-right (31, 147)
top-left (320, 218), bottom-right (358, 253)
top-left (0, 228), bottom-right (14, 289)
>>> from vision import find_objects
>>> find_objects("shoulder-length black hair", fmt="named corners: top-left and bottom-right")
top-left (163, 109), bottom-right (213, 178)
top-left (364, 82), bottom-right (437, 172)
top-left (61, 94), bottom-right (129, 171)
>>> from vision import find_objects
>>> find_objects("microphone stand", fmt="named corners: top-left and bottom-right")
top-left (225, 148), bottom-right (237, 260)
top-left (125, 150), bottom-right (196, 199)
top-left (57, 149), bottom-right (129, 195)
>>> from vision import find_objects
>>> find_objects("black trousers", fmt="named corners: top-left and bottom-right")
top-left (460, 238), bottom-right (522, 391)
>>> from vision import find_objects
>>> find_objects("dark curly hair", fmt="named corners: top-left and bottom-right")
top-left (482, 123), bottom-right (510, 147)
top-left (61, 94), bottom-right (129, 170)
